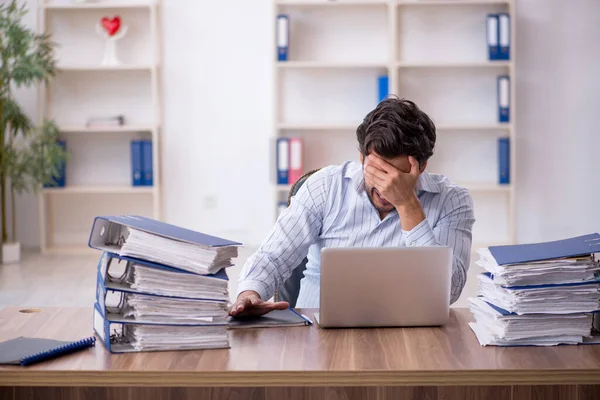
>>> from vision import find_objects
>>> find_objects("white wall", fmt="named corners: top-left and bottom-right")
top-left (14, 0), bottom-right (600, 249)
top-left (515, 0), bottom-right (600, 242)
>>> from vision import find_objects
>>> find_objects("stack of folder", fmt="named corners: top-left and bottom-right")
top-left (88, 215), bottom-right (242, 353)
top-left (469, 233), bottom-right (600, 346)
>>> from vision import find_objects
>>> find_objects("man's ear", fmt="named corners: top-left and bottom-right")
top-left (419, 160), bottom-right (427, 173)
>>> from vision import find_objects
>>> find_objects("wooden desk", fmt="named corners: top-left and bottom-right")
top-left (0, 307), bottom-right (599, 400)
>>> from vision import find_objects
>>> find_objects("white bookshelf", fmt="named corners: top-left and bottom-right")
top-left (273, 0), bottom-right (516, 246)
top-left (37, 0), bottom-right (162, 253)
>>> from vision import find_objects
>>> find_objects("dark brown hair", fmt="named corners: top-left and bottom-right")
top-left (356, 97), bottom-right (436, 166)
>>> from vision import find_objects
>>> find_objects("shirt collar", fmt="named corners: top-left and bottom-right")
top-left (345, 163), bottom-right (441, 194)
top-left (416, 171), bottom-right (442, 194)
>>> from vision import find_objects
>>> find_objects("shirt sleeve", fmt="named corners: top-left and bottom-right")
top-left (236, 170), bottom-right (331, 300)
top-left (402, 187), bottom-right (475, 304)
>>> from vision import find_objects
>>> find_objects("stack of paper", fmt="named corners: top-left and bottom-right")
top-left (469, 233), bottom-right (600, 346)
top-left (89, 215), bottom-right (242, 353)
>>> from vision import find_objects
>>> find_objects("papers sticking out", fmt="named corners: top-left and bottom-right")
top-left (468, 297), bottom-right (593, 346)
top-left (120, 228), bottom-right (239, 276)
top-left (476, 248), bottom-right (599, 287)
top-left (105, 257), bottom-right (229, 301)
top-left (469, 234), bottom-right (600, 347)
top-left (123, 324), bottom-right (230, 352)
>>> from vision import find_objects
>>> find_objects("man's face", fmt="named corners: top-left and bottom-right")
top-left (360, 152), bottom-right (413, 214)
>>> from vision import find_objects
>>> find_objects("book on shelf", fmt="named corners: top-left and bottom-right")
top-left (497, 75), bottom-right (510, 123)
top-left (497, 137), bottom-right (509, 184)
top-left (86, 115), bottom-right (125, 128)
top-left (43, 140), bottom-right (67, 188)
top-left (131, 140), bottom-right (153, 187)
top-left (276, 137), bottom-right (303, 186)
top-left (487, 13), bottom-right (510, 61)
top-left (276, 14), bottom-right (289, 61)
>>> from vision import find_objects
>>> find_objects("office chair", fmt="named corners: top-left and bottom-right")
top-left (274, 168), bottom-right (321, 307)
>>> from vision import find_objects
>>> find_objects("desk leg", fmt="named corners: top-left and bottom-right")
top-left (5, 385), bottom-right (600, 399)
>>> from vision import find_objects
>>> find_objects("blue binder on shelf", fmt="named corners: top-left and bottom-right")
top-left (276, 14), bottom-right (289, 61)
top-left (486, 14), bottom-right (499, 60)
top-left (497, 75), bottom-right (510, 123)
top-left (498, 137), bottom-right (509, 184)
top-left (44, 140), bottom-right (66, 188)
top-left (378, 75), bottom-right (388, 102)
top-left (488, 233), bottom-right (600, 266)
top-left (88, 215), bottom-right (242, 254)
top-left (276, 137), bottom-right (289, 185)
top-left (142, 140), bottom-right (153, 186)
top-left (130, 140), bottom-right (143, 186)
top-left (498, 13), bottom-right (510, 60)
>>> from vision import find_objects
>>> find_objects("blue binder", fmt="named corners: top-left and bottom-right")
top-left (88, 215), bottom-right (242, 254)
top-left (130, 140), bottom-right (143, 186)
top-left (44, 140), bottom-right (66, 188)
top-left (276, 137), bottom-right (289, 185)
top-left (142, 140), bottom-right (153, 186)
top-left (486, 14), bottom-right (499, 60)
top-left (497, 75), bottom-right (510, 123)
top-left (488, 233), bottom-right (600, 266)
top-left (276, 14), bottom-right (289, 61)
top-left (498, 13), bottom-right (510, 60)
top-left (97, 251), bottom-right (229, 282)
top-left (378, 75), bottom-right (389, 102)
top-left (92, 303), bottom-right (229, 353)
top-left (498, 137), bottom-right (510, 184)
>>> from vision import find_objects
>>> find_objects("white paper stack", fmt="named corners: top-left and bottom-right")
top-left (469, 297), bottom-right (593, 346)
top-left (120, 228), bottom-right (238, 275)
top-left (477, 248), bottom-right (598, 286)
top-left (123, 324), bottom-right (230, 351)
top-left (468, 233), bottom-right (600, 346)
top-left (109, 259), bottom-right (230, 301)
top-left (476, 273), bottom-right (600, 315)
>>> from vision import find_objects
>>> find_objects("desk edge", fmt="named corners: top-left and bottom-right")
top-left (2, 369), bottom-right (600, 387)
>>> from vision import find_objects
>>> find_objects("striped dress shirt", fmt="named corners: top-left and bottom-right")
top-left (237, 161), bottom-right (475, 308)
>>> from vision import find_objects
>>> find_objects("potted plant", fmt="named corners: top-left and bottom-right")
top-left (0, 0), bottom-right (68, 264)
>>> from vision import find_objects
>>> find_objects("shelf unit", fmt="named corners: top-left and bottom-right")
top-left (37, 0), bottom-right (162, 253)
top-left (273, 0), bottom-right (516, 246)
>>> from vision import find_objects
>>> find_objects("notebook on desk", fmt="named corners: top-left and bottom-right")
top-left (0, 336), bottom-right (96, 366)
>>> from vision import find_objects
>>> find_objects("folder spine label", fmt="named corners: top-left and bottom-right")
top-left (487, 14), bottom-right (499, 61)
top-left (276, 138), bottom-right (289, 185)
top-left (277, 15), bottom-right (289, 61)
top-left (498, 13), bottom-right (510, 60)
top-left (498, 75), bottom-right (510, 123)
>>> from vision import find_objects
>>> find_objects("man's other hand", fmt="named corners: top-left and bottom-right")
top-left (229, 290), bottom-right (289, 318)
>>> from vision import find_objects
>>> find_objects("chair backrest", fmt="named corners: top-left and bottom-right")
top-left (275, 168), bottom-right (321, 306)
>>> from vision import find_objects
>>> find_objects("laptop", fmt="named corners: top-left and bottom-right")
top-left (314, 246), bottom-right (453, 328)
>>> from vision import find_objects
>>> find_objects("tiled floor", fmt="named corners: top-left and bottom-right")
top-left (0, 247), bottom-right (479, 308)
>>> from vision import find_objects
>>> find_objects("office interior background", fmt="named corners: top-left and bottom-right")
top-left (1, 0), bottom-right (599, 308)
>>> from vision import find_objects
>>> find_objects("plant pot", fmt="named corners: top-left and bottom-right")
top-left (2, 242), bottom-right (21, 264)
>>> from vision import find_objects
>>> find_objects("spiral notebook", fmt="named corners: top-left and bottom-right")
top-left (0, 336), bottom-right (96, 366)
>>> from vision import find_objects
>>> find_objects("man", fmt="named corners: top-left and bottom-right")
top-left (231, 98), bottom-right (475, 318)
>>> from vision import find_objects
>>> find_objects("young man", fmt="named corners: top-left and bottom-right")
top-left (231, 98), bottom-right (475, 318)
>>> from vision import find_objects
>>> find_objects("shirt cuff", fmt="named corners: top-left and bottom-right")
top-left (402, 219), bottom-right (438, 247)
top-left (236, 280), bottom-right (270, 301)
